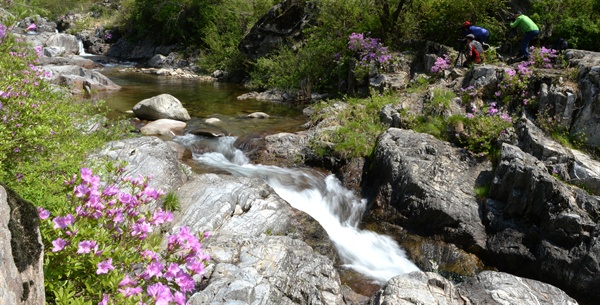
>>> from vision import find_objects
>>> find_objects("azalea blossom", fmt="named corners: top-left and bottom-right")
top-left (96, 258), bottom-right (115, 274)
top-left (52, 238), bottom-right (68, 252)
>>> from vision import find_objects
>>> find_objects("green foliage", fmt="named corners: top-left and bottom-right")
top-left (456, 115), bottom-right (512, 157)
top-left (426, 88), bottom-right (456, 115)
top-left (249, 35), bottom-right (346, 97)
top-left (312, 0), bottom-right (380, 38)
top-left (0, 26), bottom-right (130, 211)
top-left (163, 191), bottom-right (181, 212)
top-left (308, 92), bottom-right (395, 158)
top-left (11, 0), bottom-right (95, 20)
top-left (474, 184), bottom-right (490, 200)
top-left (248, 0), bottom-right (382, 96)
top-left (532, 0), bottom-right (600, 50)
top-left (405, 74), bottom-right (431, 94)
top-left (413, 115), bottom-right (447, 141)
top-left (198, 0), bottom-right (278, 72)
top-left (127, 0), bottom-right (216, 45)
top-left (535, 107), bottom-right (586, 149)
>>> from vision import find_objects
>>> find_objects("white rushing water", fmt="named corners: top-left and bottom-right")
top-left (184, 135), bottom-right (420, 284)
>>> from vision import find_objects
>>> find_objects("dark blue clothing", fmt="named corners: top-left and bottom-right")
top-left (521, 30), bottom-right (539, 60)
top-left (465, 26), bottom-right (490, 43)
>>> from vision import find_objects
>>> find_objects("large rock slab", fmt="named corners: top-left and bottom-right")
top-left (171, 173), bottom-right (344, 305)
top-left (0, 184), bottom-right (45, 305)
top-left (566, 50), bottom-right (600, 146)
top-left (172, 173), bottom-right (293, 236)
top-left (189, 235), bottom-right (344, 305)
top-left (238, 0), bottom-right (318, 60)
top-left (368, 270), bottom-right (578, 305)
top-left (87, 136), bottom-right (189, 210)
top-left (42, 65), bottom-right (121, 94)
top-left (485, 143), bottom-right (600, 301)
top-left (364, 128), bottom-right (490, 253)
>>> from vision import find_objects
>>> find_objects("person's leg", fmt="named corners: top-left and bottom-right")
top-left (522, 30), bottom-right (539, 60)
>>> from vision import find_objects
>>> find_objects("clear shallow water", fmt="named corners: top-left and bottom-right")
top-left (92, 68), bottom-right (307, 136)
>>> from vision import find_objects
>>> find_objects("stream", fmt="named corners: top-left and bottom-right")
top-left (96, 67), bottom-right (420, 290)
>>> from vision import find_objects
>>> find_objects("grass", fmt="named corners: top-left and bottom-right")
top-left (308, 92), bottom-right (395, 158)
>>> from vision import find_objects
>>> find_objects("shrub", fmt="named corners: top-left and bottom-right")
top-left (0, 20), bottom-right (130, 209)
top-left (308, 92), bottom-right (395, 158)
top-left (40, 168), bottom-right (210, 304)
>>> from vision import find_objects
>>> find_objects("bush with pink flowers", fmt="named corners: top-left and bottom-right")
top-left (39, 168), bottom-right (210, 304)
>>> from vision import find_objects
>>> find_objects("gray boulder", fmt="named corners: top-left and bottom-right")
top-left (42, 65), bottom-right (121, 94)
top-left (172, 173), bottom-right (293, 236)
top-left (189, 235), bottom-right (344, 305)
top-left (45, 33), bottom-right (80, 55)
top-left (170, 172), bottom-right (344, 305)
top-left (517, 115), bottom-right (600, 195)
top-left (368, 270), bottom-right (578, 305)
top-left (133, 94), bottom-right (191, 122)
top-left (364, 128), bottom-right (490, 252)
top-left (87, 136), bottom-right (189, 210)
top-left (0, 184), bottom-right (45, 305)
top-left (485, 143), bottom-right (600, 300)
top-left (238, 0), bottom-right (319, 60)
top-left (566, 50), bottom-right (600, 146)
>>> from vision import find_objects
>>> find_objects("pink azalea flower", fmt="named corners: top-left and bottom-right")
top-left (187, 258), bottom-right (205, 275)
top-left (118, 286), bottom-right (142, 297)
top-left (119, 274), bottom-right (137, 287)
top-left (97, 258), bottom-right (115, 274)
top-left (53, 214), bottom-right (75, 229)
top-left (80, 168), bottom-right (93, 183)
top-left (77, 240), bottom-right (98, 254)
top-left (147, 283), bottom-right (173, 305)
top-left (102, 185), bottom-right (119, 197)
top-left (37, 207), bottom-right (50, 220)
top-left (145, 260), bottom-right (164, 278)
top-left (173, 291), bottom-right (186, 305)
top-left (98, 293), bottom-right (109, 305)
top-left (74, 183), bottom-right (90, 198)
top-left (164, 263), bottom-right (181, 280)
top-left (175, 272), bottom-right (195, 292)
top-left (52, 238), bottom-right (68, 252)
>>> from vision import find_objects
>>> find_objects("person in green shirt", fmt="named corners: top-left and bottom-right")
top-left (510, 11), bottom-right (539, 61)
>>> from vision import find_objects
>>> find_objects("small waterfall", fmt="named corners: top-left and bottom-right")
top-left (188, 136), bottom-right (419, 284)
top-left (78, 39), bottom-right (88, 56)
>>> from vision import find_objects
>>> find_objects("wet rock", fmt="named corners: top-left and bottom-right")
top-left (184, 118), bottom-right (228, 137)
top-left (139, 118), bottom-right (186, 137)
top-left (368, 270), bottom-right (578, 305)
top-left (42, 65), bottom-right (121, 94)
top-left (246, 112), bottom-right (270, 119)
top-left (87, 136), bottom-right (189, 211)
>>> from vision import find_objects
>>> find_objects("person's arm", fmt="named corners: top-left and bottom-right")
top-left (510, 16), bottom-right (521, 29)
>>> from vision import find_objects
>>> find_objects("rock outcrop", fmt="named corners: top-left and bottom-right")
top-left (0, 183), bottom-right (45, 305)
top-left (368, 270), bottom-right (578, 305)
top-left (238, 0), bottom-right (319, 60)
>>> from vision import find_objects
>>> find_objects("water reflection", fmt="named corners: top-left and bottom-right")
top-left (91, 68), bottom-right (307, 136)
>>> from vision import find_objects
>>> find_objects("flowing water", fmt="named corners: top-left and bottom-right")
top-left (97, 67), bottom-right (419, 289)
top-left (180, 135), bottom-right (420, 284)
